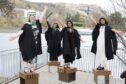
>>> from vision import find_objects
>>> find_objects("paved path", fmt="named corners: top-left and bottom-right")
top-left (9, 66), bottom-right (125, 84)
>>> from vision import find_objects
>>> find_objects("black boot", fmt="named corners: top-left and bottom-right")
top-left (97, 65), bottom-right (104, 70)
top-left (120, 71), bottom-right (126, 79)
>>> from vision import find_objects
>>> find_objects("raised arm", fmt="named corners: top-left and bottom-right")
top-left (57, 19), bottom-right (66, 28)
top-left (80, 36), bottom-right (86, 43)
top-left (9, 30), bottom-right (23, 41)
top-left (10, 24), bottom-right (26, 41)
top-left (39, 6), bottom-right (48, 23)
top-left (88, 15), bottom-right (97, 25)
top-left (112, 29), bottom-right (124, 35)
top-left (46, 20), bottom-right (51, 29)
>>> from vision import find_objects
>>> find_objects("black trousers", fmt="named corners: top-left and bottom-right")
top-left (49, 53), bottom-right (58, 61)
top-left (63, 54), bottom-right (73, 63)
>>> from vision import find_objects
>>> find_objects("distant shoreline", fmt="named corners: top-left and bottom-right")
top-left (0, 28), bottom-right (47, 33)
top-left (0, 27), bottom-right (93, 33)
top-left (0, 27), bottom-right (20, 33)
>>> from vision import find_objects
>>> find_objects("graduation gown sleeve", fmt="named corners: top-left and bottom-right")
top-left (45, 21), bottom-right (52, 41)
top-left (74, 29), bottom-right (81, 59)
top-left (111, 30), bottom-right (118, 55)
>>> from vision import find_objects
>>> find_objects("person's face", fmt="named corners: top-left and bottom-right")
top-left (67, 22), bottom-right (72, 28)
top-left (29, 15), bottom-right (36, 22)
top-left (53, 23), bottom-right (58, 28)
top-left (100, 19), bottom-right (106, 25)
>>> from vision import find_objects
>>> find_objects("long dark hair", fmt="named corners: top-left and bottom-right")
top-left (99, 17), bottom-right (108, 25)
top-left (53, 23), bottom-right (59, 29)
top-left (66, 20), bottom-right (73, 28)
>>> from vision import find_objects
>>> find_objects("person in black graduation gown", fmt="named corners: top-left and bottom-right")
top-left (45, 20), bottom-right (62, 61)
top-left (10, 6), bottom-right (48, 72)
top-left (91, 17), bottom-right (119, 70)
top-left (61, 20), bottom-right (81, 67)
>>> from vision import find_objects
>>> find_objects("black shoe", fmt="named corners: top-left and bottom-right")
top-left (97, 66), bottom-right (104, 70)
top-left (120, 71), bottom-right (126, 79)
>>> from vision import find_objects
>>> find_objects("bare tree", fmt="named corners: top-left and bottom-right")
top-left (108, 0), bottom-right (126, 64)
top-left (109, 0), bottom-right (126, 15)
top-left (0, 0), bottom-right (14, 16)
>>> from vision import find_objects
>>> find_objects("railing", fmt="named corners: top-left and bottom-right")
top-left (59, 47), bottom-right (126, 78)
top-left (0, 46), bottom-right (48, 84)
top-left (0, 46), bottom-right (126, 84)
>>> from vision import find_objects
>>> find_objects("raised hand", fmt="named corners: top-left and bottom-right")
top-left (9, 30), bottom-right (23, 41)
top-left (112, 29), bottom-right (124, 35)
top-left (88, 15), bottom-right (97, 25)
top-left (9, 36), bottom-right (16, 41)
top-left (44, 5), bottom-right (48, 10)
top-left (39, 5), bottom-right (48, 23)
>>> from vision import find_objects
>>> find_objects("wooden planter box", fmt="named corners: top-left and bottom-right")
top-left (93, 69), bottom-right (111, 84)
top-left (48, 61), bottom-right (61, 72)
top-left (125, 77), bottom-right (126, 84)
top-left (48, 61), bottom-right (60, 66)
top-left (58, 67), bottom-right (77, 83)
top-left (19, 72), bottom-right (39, 84)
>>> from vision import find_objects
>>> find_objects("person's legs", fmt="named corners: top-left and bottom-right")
top-left (28, 60), bottom-right (35, 72)
top-left (53, 53), bottom-right (58, 61)
top-left (50, 52), bottom-right (59, 61)
top-left (64, 54), bottom-right (71, 68)
top-left (23, 61), bottom-right (30, 72)
top-left (95, 42), bottom-right (107, 70)
top-left (23, 60), bottom-right (34, 72)
top-left (95, 54), bottom-right (107, 70)
top-left (102, 57), bottom-right (108, 69)
top-left (50, 53), bottom-right (54, 61)
top-left (95, 55), bottom-right (102, 68)
top-left (31, 56), bottom-right (37, 69)
top-left (96, 28), bottom-right (106, 70)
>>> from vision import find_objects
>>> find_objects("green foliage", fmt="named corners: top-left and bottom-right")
top-left (0, 0), bottom-right (14, 16)
top-left (65, 13), bottom-right (72, 21)
top-left (0, 16), bottom-right (25, 28)
top-left (71, 12), bottom-right (86, 27)
top-left (109, 12), bottom-right (126, 30)
top-left (72, 12), bottom-right (80, 22)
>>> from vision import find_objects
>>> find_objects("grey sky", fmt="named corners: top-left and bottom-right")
top-left (26, 0), bottom-right (111, 9)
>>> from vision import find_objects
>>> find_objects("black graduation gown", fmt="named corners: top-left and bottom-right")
top-left (61, 27), bottom-right (81, 63)
top-left (91, 23), bottom-right (118, 60)
top-left (45, 21), bottom-right (62, 61)
top-left (19, 20), bottom-right (42, 61)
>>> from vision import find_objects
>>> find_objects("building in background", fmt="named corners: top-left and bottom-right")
top-left (14, 8), bottom-right (40, 18)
